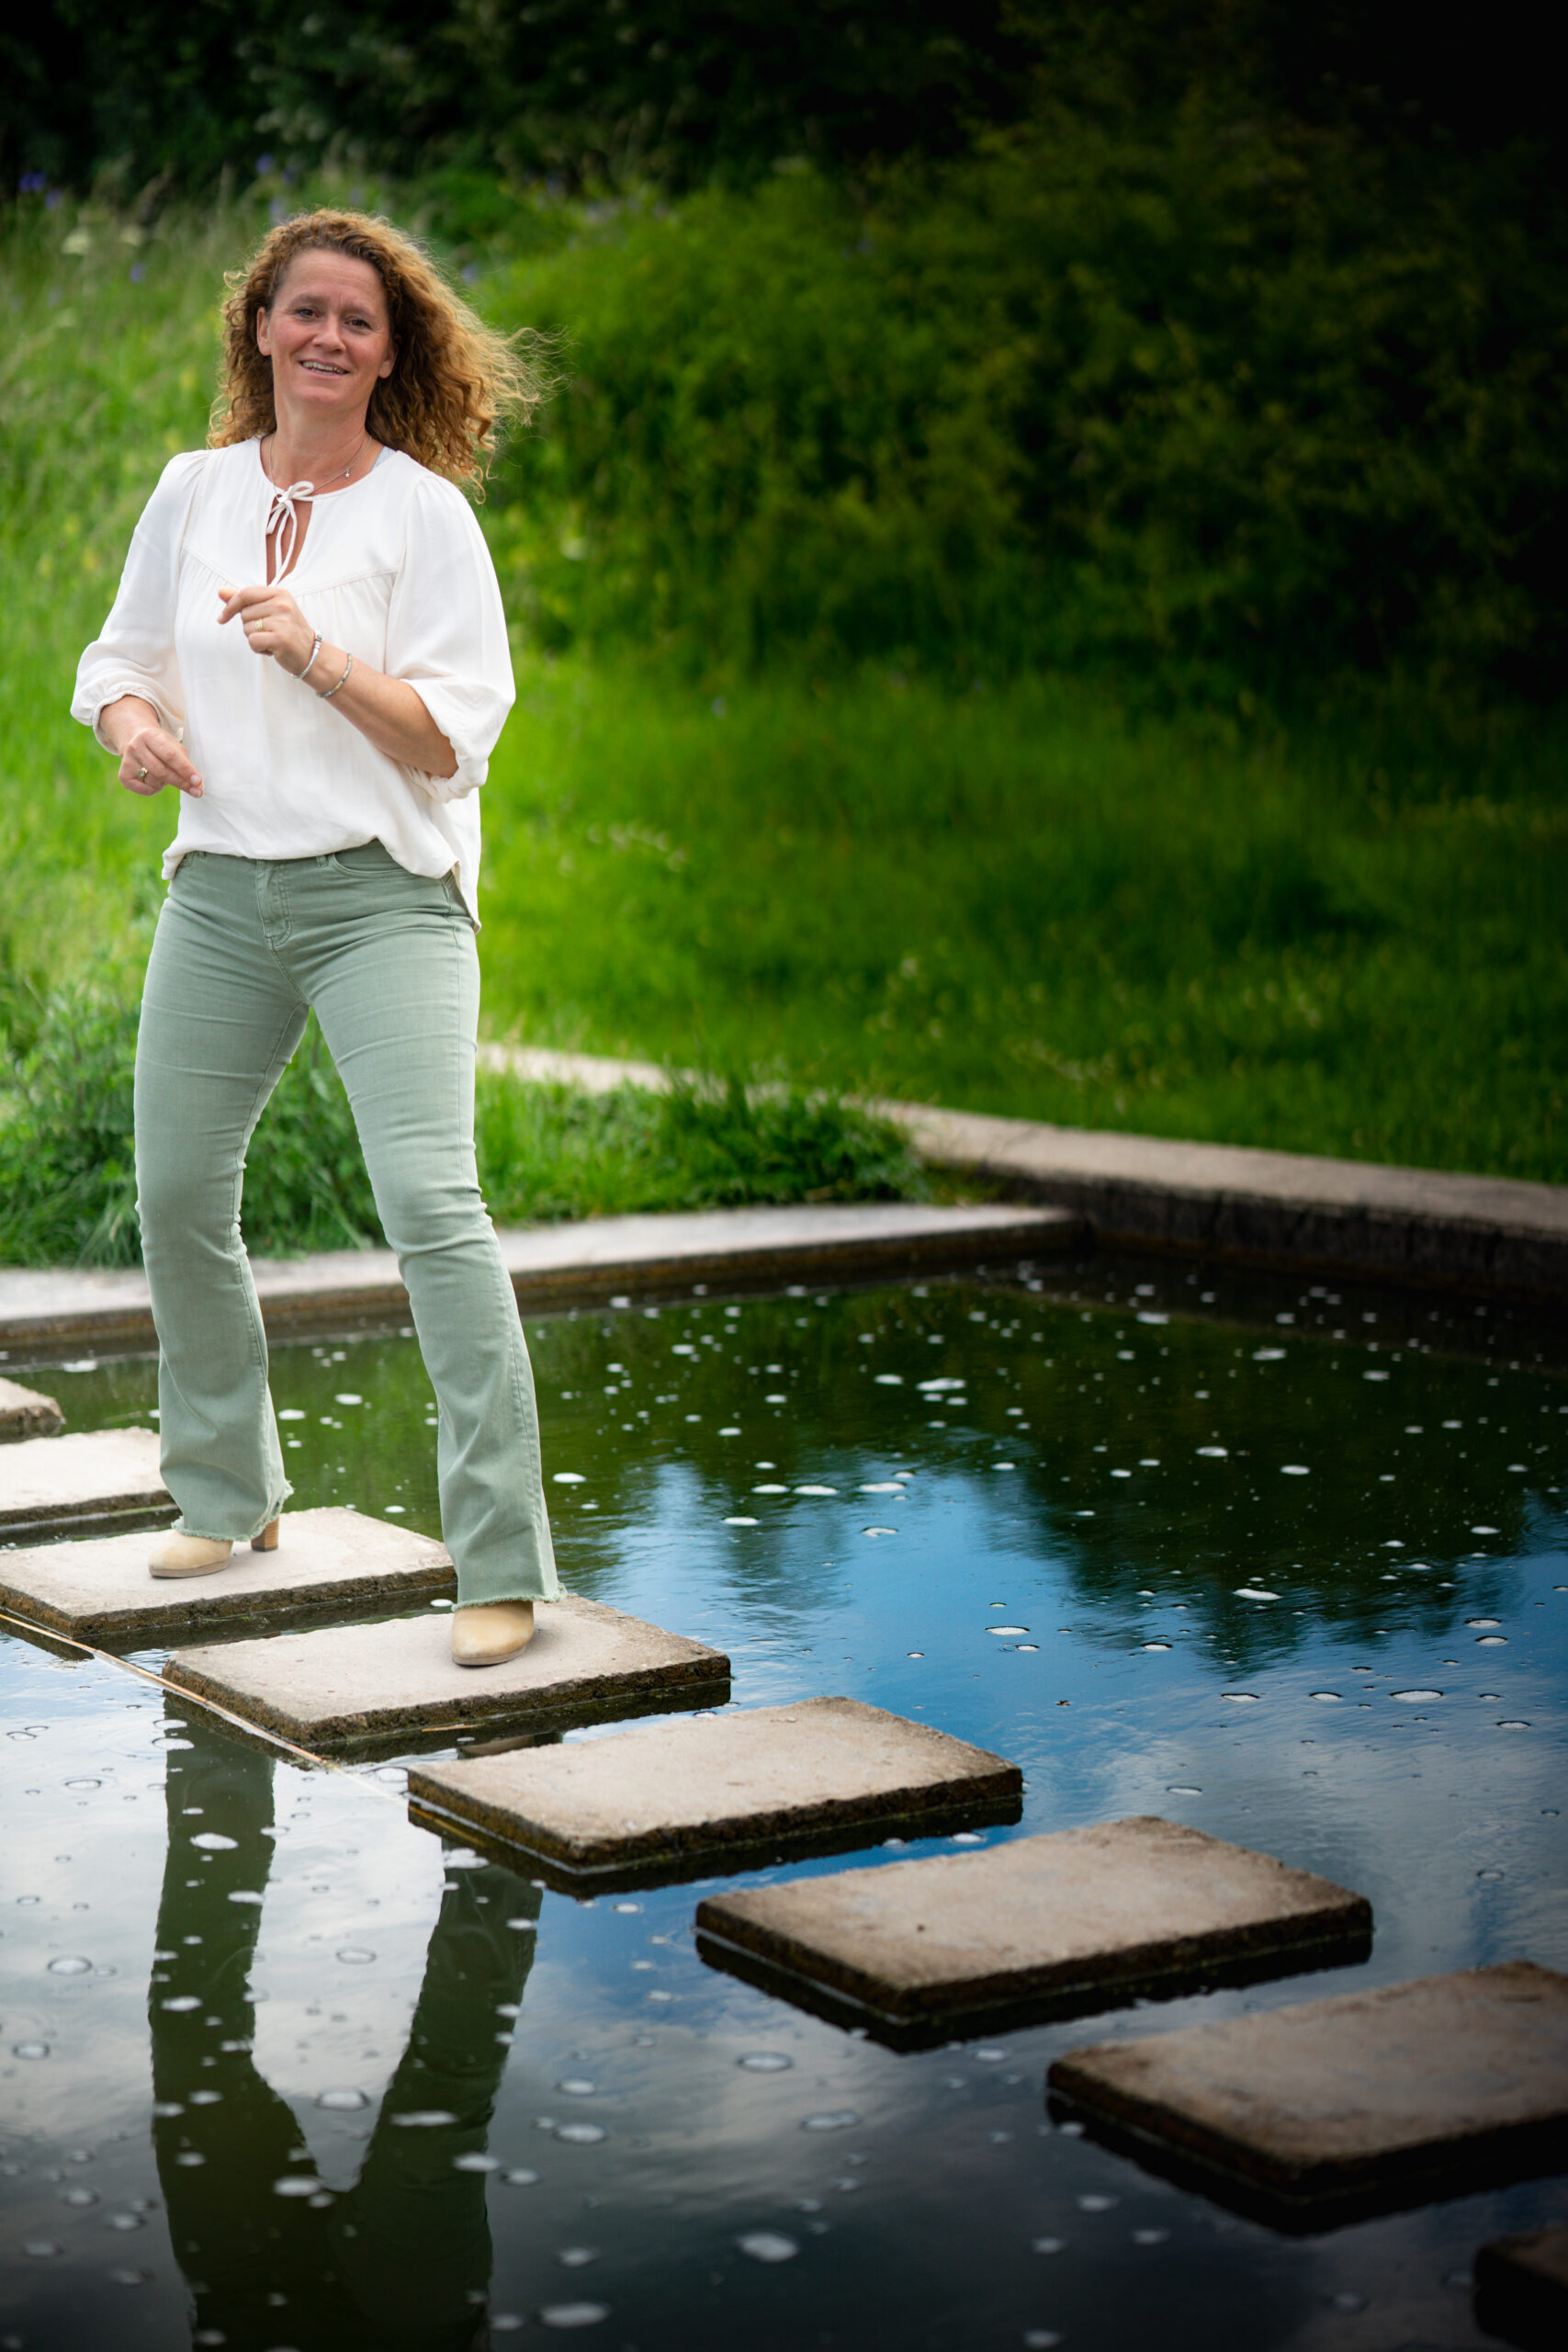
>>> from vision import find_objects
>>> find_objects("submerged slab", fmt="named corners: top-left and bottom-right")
top-left (695, 1817), bottom-right (1371, 2040)
top-left (0, 1507), bottom-right (453, 1645)
top-left (166, 1593), bottom-right (729, 1747)
top-left (0, 1426), bottom-right (168, 1536)
top-left (1048, 1961), bottom-right (1568, 2226)
top-left (1475, 2224), bottom-right (1568, 2350)
top-left (0, 1376), bottom-right (64, 1441)
top-left (410, 1697), bottom-right (1022, 1882)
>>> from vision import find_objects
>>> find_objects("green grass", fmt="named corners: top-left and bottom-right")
top-left (478, 655), bottom-right (1567, 1181)
top-left (2, 191), bottom-right (1564, 1229)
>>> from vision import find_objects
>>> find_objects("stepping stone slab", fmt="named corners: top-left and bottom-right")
top-left (409, 1698), bottom-right (1022, 1881)
top-left (0, 1426), bottom-right (168, 1536)
top-left (0, 1376), bottom-right (64, 1441)
top-left (0, 1507), bottom-right (454, 1645)
top-left (1475, 2224), bottom-right (1568, 2350)
top-left (1048, 1960), bottom-right (1568, 2226)
top-left (694, 1816), bottom-right (1372, 2038)
top-left (166, 1593), bottom-right (729, 1747)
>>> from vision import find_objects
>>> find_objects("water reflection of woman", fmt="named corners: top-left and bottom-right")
top-left (73, 209), bottom-right (556, 1668)
top-left (151, 1710), bottom-right (539, 2350)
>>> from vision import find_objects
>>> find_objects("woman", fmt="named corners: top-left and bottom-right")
top-left (72, 209), bottom-right (556, 1668)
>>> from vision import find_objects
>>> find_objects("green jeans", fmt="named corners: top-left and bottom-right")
top-left (134, 842), bottom-right (558, 1608)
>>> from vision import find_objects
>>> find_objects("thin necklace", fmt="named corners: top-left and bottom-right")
top-left (263, 433), bottom-right (368, 492)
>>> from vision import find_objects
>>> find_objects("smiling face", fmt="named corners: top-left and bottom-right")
top-left (255, 248), bottom-right (396, 438)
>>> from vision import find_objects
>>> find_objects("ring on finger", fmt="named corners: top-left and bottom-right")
top-left (136, 764), bottom-right (148, 781)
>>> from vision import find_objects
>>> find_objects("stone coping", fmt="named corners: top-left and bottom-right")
top-left (694, 1817), bottom-right (1372, 2044)
top-left (409, 1696), bottom-right (1023, 1885)
top-left (885, 1100), bottom-right (1568, 1295)
top-left (0, 1201), bottom-right (1077, 1352)
top-left (1047, 1959), bottom-right (1568, 2229)
top-left (0, 1506), bottom-right (453, 1646)
top-left (166, 1591), bottom-right (731, 1749)
top-left (0, 1376), bottom-right (64, 1441)
top-left (0, 1426), bottom-right (170, 1539)
top-left (488, 1046), bottom-right (1568, 1295)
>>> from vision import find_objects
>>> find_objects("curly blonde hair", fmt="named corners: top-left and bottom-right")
top-left (210, 209), bottom-right (547, 490)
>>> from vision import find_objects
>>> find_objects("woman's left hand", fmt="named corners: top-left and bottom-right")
top-left (218, 582), bottom-right (317, 675)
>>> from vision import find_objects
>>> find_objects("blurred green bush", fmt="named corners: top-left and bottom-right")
top-left (0, 986), bottom-right (923, 1267)
top-left (484, 132), bottom-right (1566, 695)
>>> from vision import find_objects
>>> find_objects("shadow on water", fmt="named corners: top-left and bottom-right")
top-left (150, 1707), bottom-right (538, 2352)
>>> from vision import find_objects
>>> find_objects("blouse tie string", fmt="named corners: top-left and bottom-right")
top-left (264, 478), bottom-right (316, 579)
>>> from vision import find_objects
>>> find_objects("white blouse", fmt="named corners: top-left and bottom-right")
top-left (71, 439), bottom-right (515, 922)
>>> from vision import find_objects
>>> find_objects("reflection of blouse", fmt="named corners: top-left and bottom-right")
top-left (71, 439), bottom-right (514, 923)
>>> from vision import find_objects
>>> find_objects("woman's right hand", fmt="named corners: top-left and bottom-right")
top-left (103, 695), bottom-right (203, 797)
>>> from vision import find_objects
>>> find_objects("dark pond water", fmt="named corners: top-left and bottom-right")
top-left (3, 1256), bottom-right (1566, 2351)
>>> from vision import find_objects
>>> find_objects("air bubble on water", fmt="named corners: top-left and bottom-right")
top-left (453, 2153), bottom-right (501, 2172)
top-left (1327, 2291), bottom-right (1368, 2313)
top-left (57, 2186), bottom-right (96, 2206)
top-left (556, 2122), bottom-right (608, 2144)
top-left (1134, 2228), bottom-right (1169, 2245)
top-left (24, 2240), bottom-right (63, 2257)
top-left (538, 2307), bottom-right (609, 2330)
top-left (1467, 1619), bottom-right (1501, 1629)
top-left (801, 2110), bottom-right (861, 2131)
top-left (503, 2167), bottom-right (541, 2186)
top-left (1310, 1691), bottom-right (1342, 1702)
top-left (336, 1948), bottom-right (376, 1964)
top-left (738, 2231), bottom-right (799, 2262)
top-left (987, 1625), bottom-right (1029, 1636)
top-left (190, 1833), bottom-right (237, 1850)
top-left (151, 2101), bottom-right (184, 2118)
top-left (161, 1995), bottom-right (201, 2011)
top-left (1221, 1693), bottom-right (1259, 1705)
top-left (739, 2052), bottom-right (793, 2072)
top-left (1497, 1720), bottom-right (1531, 1730)
top-left (556, 2246), bottom-right (599, 2267)
top-left (107, 2267), bottom-right (150, 2287)
top-left (1476, 1870), bottom-right (1504, 1882)
top-left (613, 1901), bottom-right (642, 1914)
top-left (1023, 2331), bottom-right (1063, 2346)
top-left (63, 1779), bottom-right (99, 1791)
top-left (47, 1955), bottom-right (91, 1974)
top-left (1477, 1635), bottom-right (1507, 1646)
top-left (557, 2079), bottom-right (596, 2097)
top-left (316, 2088), bottom-right (368, 2110)
top-left (14, 2042), bottom-right (50, 2059)
top-left (1077, 2194), bottom-right (1118, 2212)
top-left (1167, 1785), bottom-right (1201, 1796)
top-left (107, 2211), bottom-right (145, 2231)
top-left (1140, 1642), bottom-right (1171, 1653)
top-left (1032, 2237), bottom-right (1064, 2255)
top-left (390, 2109), bottom-right (458, 2128)
top-left (273, 2176), bottom-right (323, 2198)
top-left (1390, 1690), bottom-right (1442, 1703)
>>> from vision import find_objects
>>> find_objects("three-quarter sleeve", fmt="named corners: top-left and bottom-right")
top-left (384, 477), bottom-right (515, 803)
top-left (71, 451), bottom-right (206, 748)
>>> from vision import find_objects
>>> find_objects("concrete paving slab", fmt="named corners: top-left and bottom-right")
top-left (885, 1098), bottom-right (1568, 1295)
top-left (166, 1593), bottom-right (729, 1748)
top-left (0, 1507), bottom-right (453, 1645)
top-left (0, 1202), bottom-right (1077, 1351)
top-left (0, 1375), bottom-right (64, 1440)
top-left (0, 1426), bottom-right (169, 1536)
top-left (694, 1817), bottom-right (1372, 2041)
top-left (1047, 1961), bottom-right (1568, 2227)
top-left (1474, 2224), bottom-right (1568, 2350)
top-left (409, 1698), bottom-right (1023, 1883)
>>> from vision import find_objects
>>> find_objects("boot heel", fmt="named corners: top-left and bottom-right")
top-left (252, 1518), bottom-right (280, 1553)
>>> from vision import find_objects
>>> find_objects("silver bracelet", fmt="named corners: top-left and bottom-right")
top-left (320, 653), bottom-right (355, 701)
top-left (299, 629), bottom-right (324, 683)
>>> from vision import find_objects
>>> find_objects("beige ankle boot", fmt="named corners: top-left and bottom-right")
top-left (148, 1518), bottom-right (279, 1581)
top-left (451, 1600), bottom-right (536, 1668)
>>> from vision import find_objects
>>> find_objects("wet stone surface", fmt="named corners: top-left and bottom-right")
top-left (3, 1259), bottom-right (1566, 2350)
top-left (0, 1426), bottom-right (169, 1537)
top-left (0, 1376), bottom-right (64, 1442)
top-left (695, 1817), bottom-right (1371, 2034)
top-left (0, 1506), bottom-right (454, 1645)
top-left (167, 1592), bottom-right (730, 1748)
top-left (1049, 1962), bottom-right (1568, 2222)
